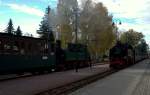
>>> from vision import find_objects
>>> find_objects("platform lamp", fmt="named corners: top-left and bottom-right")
top-left (112, 19), bottom-right (122, 41)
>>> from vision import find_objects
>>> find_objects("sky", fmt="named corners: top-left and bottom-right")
top-left (0, 0), bottom-right (57, 36)
top-left (0, 0), bottom-right (150, 45)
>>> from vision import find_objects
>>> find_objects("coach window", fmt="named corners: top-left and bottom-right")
top-left (42, 43), bottom-right (47, 54)
top-left (4, 43), bottom-right (11, 50)
top-left (41, 43), bottom-right (45, 54)
top-left (13, 41), bottom-right (19, 51)
top-left (4, 44), bottom-right (11, 54)
top-left (37, 42), bottom-right (42, 54)
top-left (20, 42), bottom-right (25, 55)
top-left (44, 43), bottom-right (48, 54)
top-left (31, 43), bottom-right (35, 55)
top-left (29, 43), bottom-right (33, 54)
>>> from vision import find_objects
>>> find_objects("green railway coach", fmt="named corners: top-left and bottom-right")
top-left (0, 33), bottom-right (55, 74)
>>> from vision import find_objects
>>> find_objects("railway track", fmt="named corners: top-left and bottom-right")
top-left (0, 71), bottom-right (56, 82)
top-left (0, 62), bottom-right (108, 82)
top-left (36, 60), bottom-right (146, 95)
top-left (36, 68), bottom-right (116, 95)
top-left (0, 73), bottom-right (33, 82)
top-left (0, 60), bottom-right (145, 95)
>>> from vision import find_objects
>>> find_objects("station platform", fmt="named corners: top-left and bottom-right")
top-left (70, 59), bottom-right (150, 95)
top-left (0, 63), bottom-right (109, 95)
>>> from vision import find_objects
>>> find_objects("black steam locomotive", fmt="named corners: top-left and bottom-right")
top-left (109, 41), bottom-right (147, 69)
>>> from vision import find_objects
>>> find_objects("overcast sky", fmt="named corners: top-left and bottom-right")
top-left (0, 0), bottom-right (150, 44)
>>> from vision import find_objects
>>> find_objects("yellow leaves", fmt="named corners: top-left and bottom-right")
top-left (57, 0), bottom-right (116, 56)
top-left (79, 1), bottom-right (116, 56)
top-left (98, 28), bottom-right (115, 53)
top-left (94, 2), bottom-right (108, 17)
top-left (87, 26), bottom-right (116, 56)
top-left (59, 24), bottom-right (73, 48)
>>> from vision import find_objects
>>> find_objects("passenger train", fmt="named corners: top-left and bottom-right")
top-left (0, 33), bottom-right (91, 74)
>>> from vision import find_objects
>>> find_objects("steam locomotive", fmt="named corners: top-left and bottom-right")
top-left (109, 41), bottom-right (147, 69)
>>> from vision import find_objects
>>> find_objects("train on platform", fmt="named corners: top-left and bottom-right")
top-left (109, 41), bottom-right (148, 69)
top-left (0, 33), bottom-right (91, 74)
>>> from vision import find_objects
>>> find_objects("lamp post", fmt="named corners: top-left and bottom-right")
top-left (72, 5), bottom-right (80, 44)
top-left (112, 19), bottom-right (121, 41)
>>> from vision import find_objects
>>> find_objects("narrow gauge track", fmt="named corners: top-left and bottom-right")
top-left (0, 62), bottom-right (108, 82)
top-left (0, 60), bottom-right (136, 82)
top-left (36, 68), bottom-right (116, 95)
top-left (0, 60), bottom-right (145, 95)
top-left (0, 73), bottom-right (34, 82)
top-left (36, 60), bottom-right (147, 95)
top-left (0, 71), bottom-right (56, 82)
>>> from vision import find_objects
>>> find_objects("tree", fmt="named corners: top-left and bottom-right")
top-left (80, 1), bottom-right (115, 57)
top-left (57, 0), bottom-right (78, 48)
top-left (16, 26), bottom-right (22, 36)
top-left (5, 19), bottom-right (15, 34)
top-left (120, 29), bottom-right (144, 47)
top-left (37, 6), bottom-right (54, 42)
top-left (79, 0), bottom-right (94, 44)
top-left (136, 39), bottom-right (149, 55)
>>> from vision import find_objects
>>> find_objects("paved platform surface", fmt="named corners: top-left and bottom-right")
top-left (69, 59), bottom-right (150, 95)
top-left (0, 64), bottom-right (109, 95)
